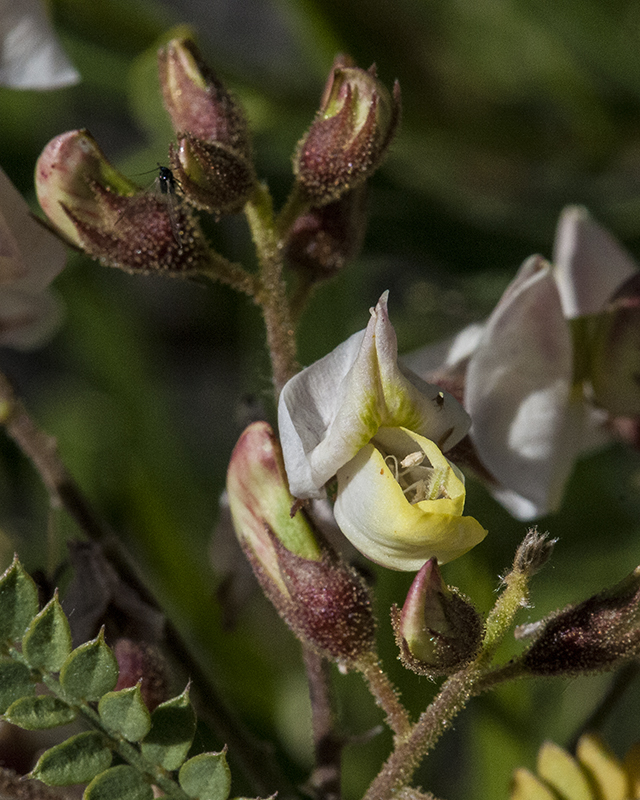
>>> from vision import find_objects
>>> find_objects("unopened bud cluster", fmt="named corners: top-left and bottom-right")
top-left (158, 38), bottom-right (256, 215)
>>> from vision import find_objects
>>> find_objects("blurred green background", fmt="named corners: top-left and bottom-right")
top-left (2, 0), bottom-right (640, 797)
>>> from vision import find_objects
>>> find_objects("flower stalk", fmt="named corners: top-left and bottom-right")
top-left (244, 182), bottom-right (298, 393)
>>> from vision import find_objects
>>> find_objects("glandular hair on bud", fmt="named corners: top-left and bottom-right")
top-left (522, 566), bottom-right (640, 675)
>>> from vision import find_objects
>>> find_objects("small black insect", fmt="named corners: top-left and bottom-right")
top-left (153, 165), bottom-right (183, 248)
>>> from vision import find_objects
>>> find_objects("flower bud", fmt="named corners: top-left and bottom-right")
top-left (35, 130), bottom-right (208, 275)
top-left (391, 558), bottom-right (483, 676)
top-left (590, 273), bottom-right (640, 416)
top-left (227, 422), bottom-right (375, 665)
top-left (158, 38), bottom-right (256, 214)
top-left (294, 56), bottom-right (401, 206)
top-left (285, 185), bottom-right (367, 281)
top-left (113, 638), bottom-right (169, 711)
top-left (521, 566), bottom-right (640, 675)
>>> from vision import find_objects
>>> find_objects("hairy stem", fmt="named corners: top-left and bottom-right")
top-left (244, 183), bottom-right (299, 394)
top-left (198, 251), bottom-right (259, 298)
top-left (303, 647), bottom-right (343, 800)
top-left (358, 653), bottom-right (412, 740)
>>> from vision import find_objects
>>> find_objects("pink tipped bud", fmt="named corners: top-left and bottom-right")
top-left (35, 130), bottom-right (208, 275)
top-left (591, 273), bottom-right (640, 416)
top-left (294, 55), bottom-right (401, 206)
top-left (158, 38), bottom-right (256, 214)
top-left (522, 566), bottom-right (640, 675)
top-left (392, 558), bottom-right (483, 676)
top-left (285, 185), bottom-right (368, 281)
top-left (227, 422), bottom-right (376, 665)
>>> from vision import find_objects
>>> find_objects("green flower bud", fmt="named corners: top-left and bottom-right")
top-left (522, 566), bottom-right (640, 675)
top-left (392, 558), bottom-right (483, 676)
top-left (294, 55), bottom-right (401, 206)
top-left (227, 422), bottom-right (375, 665)
top-left (158, 38), bottom-right (256, 214)
top-left (35, 130), bottom-right (207, 275)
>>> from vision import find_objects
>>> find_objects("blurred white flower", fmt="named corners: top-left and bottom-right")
top-left (0, 166), bottom-right (66, 348)
top-left (0, 0), bottom-right (79, 89)
top-left (405, 207), bottom-right (637, 520)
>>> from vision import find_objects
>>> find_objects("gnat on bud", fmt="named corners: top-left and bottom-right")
top-left (293, 55), bottom-right (401, 207)
top-left (35, 130), bottom-right (208, 275)
top-left (391, 558), bottom-right (483, 676)
top-left (226, 421), bottom-right (376, 666)
top-left (521, 566), bottom-right (640, 675)
top-left (158, 37), bottom-right (256, 215)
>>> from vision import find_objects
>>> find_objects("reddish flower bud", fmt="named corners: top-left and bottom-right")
top-left (590, 273), bottom-right (640, 416)
top-left (227, 422), bottom-right (376, 666)
top-left (294, 55), bottom-right (401, 206)
top-left (113, 638), bottom-right (169, 712)
top-left (522, 566), bottom-right (640, 675)
top-left (285, 185), bottom-right (368, 281)
top-left (158, 38), bottom-right (256, 214)
top-left (35, 130), bottom-right (208, 275)
top-left (391, 558), bottom-right (483, 676)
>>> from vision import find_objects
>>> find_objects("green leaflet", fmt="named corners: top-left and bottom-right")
top-left (179, 751), bottom-right (231, 800)
top-left (140, 686), bottom-right (196, 771)
top-left (31, 731), bottom-right (113, 786)
top-left (22, 594), bottom-right (72, 672)
top-left (5, 694), bottom-right (77, 729)
top-left (84, 765), bottom-right (154, 800)
top-left (0, 555), bottom-right (39, 643)
top-left (60, 629), bottom-right (119, 702)
top-left (0, 660), bottom-right (34, 713)
top-left (98, 684), bottom-right (152, 742)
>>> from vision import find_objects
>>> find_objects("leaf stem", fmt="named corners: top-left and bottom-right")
top-left (303, 647), bottom-right (343, 800)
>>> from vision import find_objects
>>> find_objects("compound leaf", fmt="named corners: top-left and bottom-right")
top-left (61, 630), bottom-right (118, 702)
top-left (31, 731), bottom-right (113, 786)
top-left (0, 660), bottom-right (35, 713)
top-left (84, 765), bottom-right (153, 800)
top-left (141, 686), bottom-right (196, 770)
top-left (5, 694), bottom-right (77, 729)
top-left (98, 684), bottom-right (151, 742)
top-left (23, 593), bottom-right (72, 672)
top-left (179, 750), bottom-right (231, 800)
top-left (0, 555), bottom-right (39, 643)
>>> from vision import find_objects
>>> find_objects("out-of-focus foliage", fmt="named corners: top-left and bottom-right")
top-left (1, 2), bottom-right (640, 799)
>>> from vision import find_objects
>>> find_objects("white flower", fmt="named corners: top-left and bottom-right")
top-left (0, 0), bottom-right (79, 89)
top-left (278, 293), bottom-right (486, 570)
top-left (0, 166), bottom-right (66, 348)
top-left (404, 206), bottom-right (636, 520)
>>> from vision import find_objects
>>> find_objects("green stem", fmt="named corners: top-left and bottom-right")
top-left (362, 563), bottom-right (533, 798)
top-left (275, 182), bottom-right (311, 243)
top-left (358, 653), bottom-right (412, 740)
top-left (244, 183), bottom-right (299, 394)
top-left (197, 251), bottom-right (259, 298)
